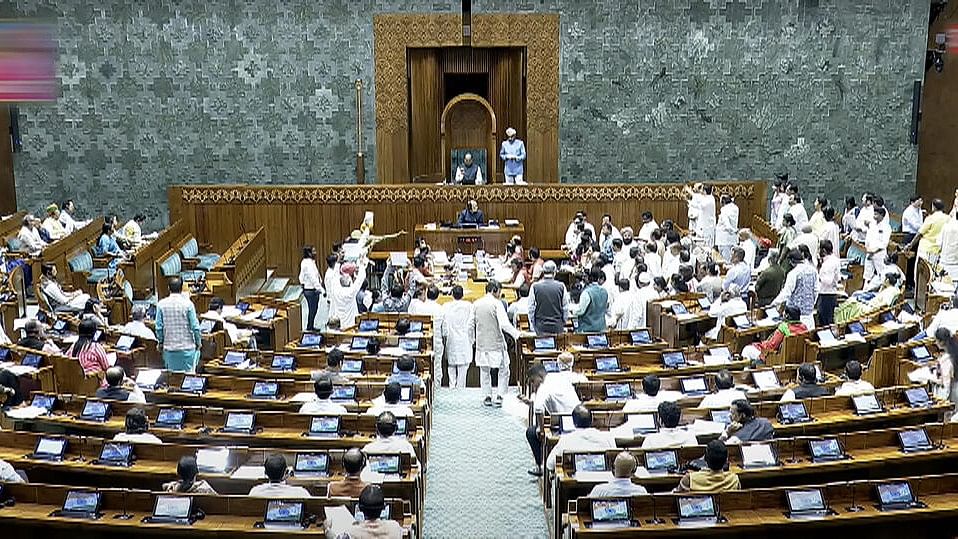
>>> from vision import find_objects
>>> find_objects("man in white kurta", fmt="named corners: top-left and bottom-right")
top-left (473, 281), bottom-right (520, 406)
top-left (441, 286), bottom-right (474, 389)
top-left (686, 184), bottom-right (716, 248)
top-left (410, 286), bottom-right (446, 387)
top-left (715, 196), bottom-right (740, 261)
top-left (328, 261), bottom-right (366, 329)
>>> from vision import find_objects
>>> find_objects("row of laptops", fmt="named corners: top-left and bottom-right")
top-left (586, 479), bottom-right (925, 528)
top-left (354, 319), bottom-right (425, 334)
top-left (532, 330), bottom-right (654, 353)
top-left (220, 351), bottom-right (422, 376)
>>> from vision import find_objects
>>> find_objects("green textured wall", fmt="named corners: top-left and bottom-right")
top-left (6, 0), bottom-right (928, 224)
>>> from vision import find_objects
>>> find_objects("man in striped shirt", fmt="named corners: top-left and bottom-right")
top-left (156, 277), bottom-right (202, 372)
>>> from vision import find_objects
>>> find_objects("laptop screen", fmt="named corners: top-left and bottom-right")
top-left (354, 504), bottom-right (391, 522)
top-left (116, 335), bottom-right (136, 350)
top-left (626, 414), bottom-right (657, 433)
top-left (156, 408), bottom-right (185, 426)
top-left (21, 354), bottom-right (42, 368)
top-left (909, 346), bottom-right (931, 362)
top-left (605, 383), bottom-right (631, 400)
top-left (752, 370), bottom-right (781, 390)
top-left (225, 412), bottom-right (254, 431)
top-left (852, 394), bottom-right (882, 414)
top-left (359, 319), bottom-right (380, 332)
top-left (271, 355), bottom-right (295, 370)
top-left (259, 307), bottom-right (277, 321)
top-left (677, 496), bottom-right (717, 519)
top-left (787, 489), bottom-right (826, 513)
top-left (408, 321), bottom-right (424, 333)
top-left (645, 450), bottom-right (677, 471)
top-left (764, 308), bottom-right (781, 320)
top-left (300, 333), bottom-right (322, 347)
top-left (237, 301), bottom-right (251, 313)
top-left (709, 410), bottom-right (732, 425)
top-left (99, 442), bottom-right (132, 463)
top-left (560, 415), bottom-right (576, 433)
top-left (542, 360), bottom-right (560, 373)
top-left (195, 448), bottom-right (230, 473)
top-left (573, 453), bottom-right (607, 473)
top-left (591, 499), bottom-right (629, 524)
top-left (63, 491), bottom-right (100, 513)
top-left (779, 402), bottom-right (809, 422)
top-left (709, 346), bottom-right (731, 359)
top-left (847, 321), bottom-right (866, 335)
top-left (595, 356), bottom-right (619, 372)
top-left (899, 429), bottom-right (931, 450)
top-left (180, 375), bottom-right (207, 392)
top-left (153, 495), bottom-right (192, 519)
top-left (199, 319), bottom-right (216, 334)
top-left (399, 338), bottom-right (420, 352)
top-left (399, 386), bottom-right (413, 403)
top-left (587, 334), bottom-right (609, 349)
top-left (671, 303), bottom-right (688, 315)
top-left (877, 482), bottom-right (914, 505)
top-left (0, 348), bottom-right (8, 362)
top-left (331, 385), bottom-right (357, 400)
top-left (369, 454), bottom-right (401, 474)
top-left (52, 319), bottom-right (68, 332)
top-left (265, 500), bottom-right (304, 523)
top-left (809, 438), bottom-right (842, 459)
top-left (310, 416), bottom-right (340, 434)
top-left (732, 315), bottom-right (752, 329)
top-left (662, 351), bottom-right (686, 368)
top-left (36, 437), bottom-right (66, 457)
top-left (341, 359), bottom-right (364, 373)
top-left (350, 337), bottom-right (370, 350)
top-left (741, 443), bottom-right (777, 467)
top-left (294, 453), bottom-right (329, 473)
top-left (904, 387), bottom-right (930, 406)
top-left (630, 330), bottom-right (652, 344)
top-left (680, 377), bottom-right (707, 394)
top-left (817, 328), bottom-right (837, 343)
top-left (395, 417), bottom-right (408, 436)
top-left (252, 381), bottom-right (279, 397)
top-left (533, 337), bottom-right (556, 351)
top-left (879, 311), bottom-right (895, 323)
top-left (31, 394), bottom-right (55, 411)
top-left (223, 351), bottom-right (246, 366)
top-left (698, 297), bottom-right (711, 309)
top-left (81, 400), bottom-right (108, 419)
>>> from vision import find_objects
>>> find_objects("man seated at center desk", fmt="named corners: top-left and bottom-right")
top-left (456, 199), bottom-right (486, 227)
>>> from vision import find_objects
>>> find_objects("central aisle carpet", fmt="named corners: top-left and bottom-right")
top-left (422, 388), bottom-right (548, 538)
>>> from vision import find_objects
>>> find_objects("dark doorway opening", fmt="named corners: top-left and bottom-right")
top-left (444, 73), bottom-right (488, 104)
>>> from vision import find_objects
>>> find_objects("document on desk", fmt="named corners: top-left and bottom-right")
top-left (504, 219), bottom-right (520, 227)
top-left (755, 318), bottom-right (778, 327)
top-left (221, 306), bottom-right (242, 318)
top-left (230, 465), bottom-right (267, 480)
top-left (908, 367), bottom-right (935, 384)
top-left (4, 405), bottom-right (46, 419)
top-left (106, 352), bottom-right (118, 367)
top-left (703, 355), bottom-right (731, 366)
top-left (881, 320), bottom-right (904, 331)
top-left (423, 223), bottom-right (437, 231)
top-left (688, 420), bottom-right (725, 436)
top-left (843, 333), bottom-right (867, 344)
top-left (574, 471), bottom-right (615, 482)
top-left (3, 365), bottom-right (38, 376)
top-left (240, 311), bottom-right (260, 322)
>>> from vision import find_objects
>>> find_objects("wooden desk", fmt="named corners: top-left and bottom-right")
top-left (36, 218), bottom-right (105, 288)
top-left (413, 223), bottom-right (523, 254)
top-left (0, 211), bottom-right (26, 240)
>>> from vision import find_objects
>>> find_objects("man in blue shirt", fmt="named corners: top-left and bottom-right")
top-left (722, 247), bottom-right (751, 300)
top-left (388, 355), bottom-right (423, 388)
top-left (499, 127), bottom-right (526, 185)
top-left (457, 200), bottom-right (486, 226)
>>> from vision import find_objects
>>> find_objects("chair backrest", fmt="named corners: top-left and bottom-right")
top-left (179, 237), bottom-right (199, 258)
top-left (450, 148), bottom-right (487, 183)
top-left (67, 251), bottom-right (94, 273)
top-left (5, 237), bottom-right (23, 253)
top-left (52, 354), bottom-right (102, 395)
top-left (159, 252), bottom-right (183, 277)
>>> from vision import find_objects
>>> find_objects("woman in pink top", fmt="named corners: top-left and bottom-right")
top-left (67, 318), bottom-right (109, 376)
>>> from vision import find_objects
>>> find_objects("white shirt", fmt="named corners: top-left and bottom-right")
top-left (17, 225), bottom-right (46, 252)
top-left (42, 217), bottom-right (67, 241)
top-left (622, 391), bottom-right (683, 413)
top-left (59, 210), bottom-right (79, 234)
top-left (902, 205), bottom-right (924, 235)
top-left (508, 297), bottom-right (530, 326)
top-left (790, 232), bottom-right (820, 266)
top-left (788, 203), bottom-right (809, 230)
top-left (697, 388), bottom-right (748, 409)
top-left (363, 436), bottom-right (417, 458)
top-left (643, 251), bottom-right (662, 278)
top-left (120, 220), bottom-right (142, 243)
top-left (442, 299), bottom-right (475, 367)
top-left (248, 482), bottom-right (312, 498)
top-left (818, 254), bottom-right (842, 295)
top-left (865, 219), bottom-right (891, 254)
top-left (329, 266), bottom-right (367, 329)
top-left (640, 427), bottom-right (699, 450)
top-left (834, 379), bottom-right (876, 397)
top-left (926, 308), bottom-right (958, 337)
top-left (365, 402), bottom-right (414, 418)
top-left (121, 320), bottom-right (156, 341)
top-left (817, 221), bottom-right (840, 256)
top-left (455, 164), bottom-right (484, 184)
top-left (0, 459), bottom-right (24, 483)
top-left (533, 371), bottom-right (585, 415)
top-left (113, 432), bottom-right (163, 445)
top-left (715, 203), bottom-right (740, 246)
top-left (564, 221), bottom-right (596, 249)
top-left (545, 427), bottom-right (616, 471)
top-left (299, 258), bottom-right (322, 290)
top-left (298, 398), bottom-right (348, 415)
top-left (704, 297), bottom-right (747, 340)
top-left (637, 221), bottom-right (658, 242)
top-left (853, 205), bottom-right (874, 242)
top-left (940, 217), bottom-right (958, 266)
top-left (739, 238), bottom-right (756, 270)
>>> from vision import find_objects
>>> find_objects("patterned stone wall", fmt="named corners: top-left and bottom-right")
top-left (4, 0), bottom-right (929, 224)
top-left (475, 0), bottom-right (929, 210)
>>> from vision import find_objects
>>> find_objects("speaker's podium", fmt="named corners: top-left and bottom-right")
top-left (441, 93), bottom-right (499, 184)
top-left (414, 223), bottom-right (523, 255)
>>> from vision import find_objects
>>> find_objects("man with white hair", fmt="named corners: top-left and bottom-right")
top-left (704, 284), bottom-right (748, 340)
top-left (454, 153), bottom-right (483, 185)
top-left (528, 261), bottom-right (569, 335)
top-left (790, 223), bottom-right (820, 266)
top-left (499, 127), bottom-right (526, 185)
top-left (328, 261), bottom-right (367, 329)
top-left (17, 214), bottom-right (46, 253)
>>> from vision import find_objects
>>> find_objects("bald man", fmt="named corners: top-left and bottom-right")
top-left (588, 452), bottom-right (648, 496)
top-left (95, 366), bottom-right (146, 403)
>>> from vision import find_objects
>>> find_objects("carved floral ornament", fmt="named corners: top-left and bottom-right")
top-left (177, 183), bottom-right (758, 205)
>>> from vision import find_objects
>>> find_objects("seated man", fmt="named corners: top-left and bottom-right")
top-left (780, 363), bottom-right (830, 401)
top-left (742, 305), bottom-right (807, 362)
top-left (833, 360), bottom-right (875, 396)
top-left (327, 448), bottom-right (367, 498)
top-left (42, 204), bottom-right (67, 241)
top-left (202, 297), bottom-right (254, 346)
top-left (298, 376), bottom-right (348, 415)
top-left (524, 361), bottom-right (584, 476)
top-left (675, 440), bottom-right (741, 492)
top-left (641, 401), bottom-right (699, 449)
top-left (163, 455), bottom-right (217, 494)
top-left (17, 319), bottom-right (60, 353)
top-left (113, 408), bottom-right (162, 444)
top-left (454, 153), bottom-right (484, 185)
top-left (248, 454), bottom-right (311, 498)
top-left (457, 199), bottom-right (486, 226)
top-left (697, 369), bottom-right (747, 409)
top-left (95, 366), bottom-right (146, 404)
top-left (366, 382), bottom-right (414, 418)
top-left (720, 399), bottom-right (774, 444)
top-left (310, 348), bottom-right (349, 383)
top-left (120, 305), bottom-right (156, 341)
top-left (835, 272), bottom-right (901, 324)
top-left (588, 452), bottom-right (648, 497)
top-left (622, 374), bottom-right (682, 413)
top-left (362, 412), bottom-right (416, 457)
top-left (387, 355), bottom-right (423, 388)
top-left (545, 405), bottom-right (616, 473)
top-left (334, 485), bottom-right (403, 539)
top-left (0, 457), bottom-right (25, 483)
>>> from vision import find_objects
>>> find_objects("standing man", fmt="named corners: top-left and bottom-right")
top-left (156, 277), bottom-right (202, 372)
top-left (574, 267), bottom-right (609, 333)
top-left (771, 249), bottom-right (819, 330)
top-left (442, 285), bottom-right (474, 389)
top-left (454, 153), bottom-right (484, 185)
top-left (499, 127), bottom-right (526, 185)
top-left (528, 261), bottom-right (569, 335)
top-left (474, 281), bottom-right (520, 407)
top-left (685, 183), bottom-right (716, 248)
top-left (722, 247), bottom-right (751, 300)
top-left (329, 260), bottom-right (367, 329)
top-left (715, 195), bottom-right (739, 261)
top-left (863, 207), bottom-right (891, 282)
top-left (299, 245), bottom-right (323, 332)
top-left (901, 195), bottom-right (924, 246)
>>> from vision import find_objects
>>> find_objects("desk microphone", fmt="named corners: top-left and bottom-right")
top-left (938, 420), bottom-right (947, 450)
top-left (846, 481), bottom-right (864, 512)
top-left (786, 438), bottom-right (799, 464)
top-left (74, 435), bottom-right (85, 462)
top-left (114, 488), bottom-right (134, 520)
top-left (647, 493), bottom-right (664, 525)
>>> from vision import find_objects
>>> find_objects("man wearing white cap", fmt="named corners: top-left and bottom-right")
top-left (528, 261), bottom-right (569, 335)
top-left (499, 127), bottom-right (526, 185)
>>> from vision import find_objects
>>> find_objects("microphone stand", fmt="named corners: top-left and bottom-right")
top-left (74, 435), bottom-right (85, 462)
top-left (647, 493), bottom-right (664, 525)
top-left (938, 420), bottom-right (947, 450)
top-left (114, 488), bottom-right (134, 520)
top-left (846, 481), bottom-right (864, 512)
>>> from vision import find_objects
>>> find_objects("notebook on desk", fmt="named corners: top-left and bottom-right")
top-left (30, 394), bottom-right (56, 413)
top-left (79, 400), bottom-right (110, 422)
top-left (676, 495), bottom-right (719, 526)
top-left (904, 387), bottom-right (931, 408)
top-left (778, 401), bottom-right (811, 424)
top-left (679, 376), bottom-right (708, 395)
top-left (94, 442), bottom-right (133, 467)
top-left (851, 393), bottom-right (884, 415)
top-left (358, 319), bottom-right (380, 332)
top-left (223, 351), bottom-right (246, 366)
top-left (179, 375), bottom-right (208, 394)
top-left (307, 416), bottom-right (341, 438)
top-left (251, 381), bottom-right (280, 400)
top-left (533, 336), bottom-right (556, 351)
top-left (752, 369), bottom-right (782, 391)
top-left (630, 329), bottom-right (652, 345)
top-left (222, 411), bottom-right (256, 434)
top-left (876, 481), bottom-right (924, 511)
top-left (898, 428), bottom-right (934, 453)
top-left (662, 351), bottom-right (687, 369)
top-left (586, 334), bottom-right (609, 349)
top-left (271, 355), bottom-right (295, 371)
top-left (368, 454), bottom-right (401, 476)
top-left (300, 333), bottom-right (323, 348)
top-left (604, 382), bottom-right (632, 400)
top-left (741, 442), bottom-right (778, 468)
top-left (644, 449), bottom-right (678, 475)
top-left (30, 436), bottom-right (67, 461)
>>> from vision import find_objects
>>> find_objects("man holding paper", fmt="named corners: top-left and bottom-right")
top-left (499, 127), bottom-right (526, 185)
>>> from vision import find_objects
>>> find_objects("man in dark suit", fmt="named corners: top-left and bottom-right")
top-left (457, 199), bottom-right (486, 226)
